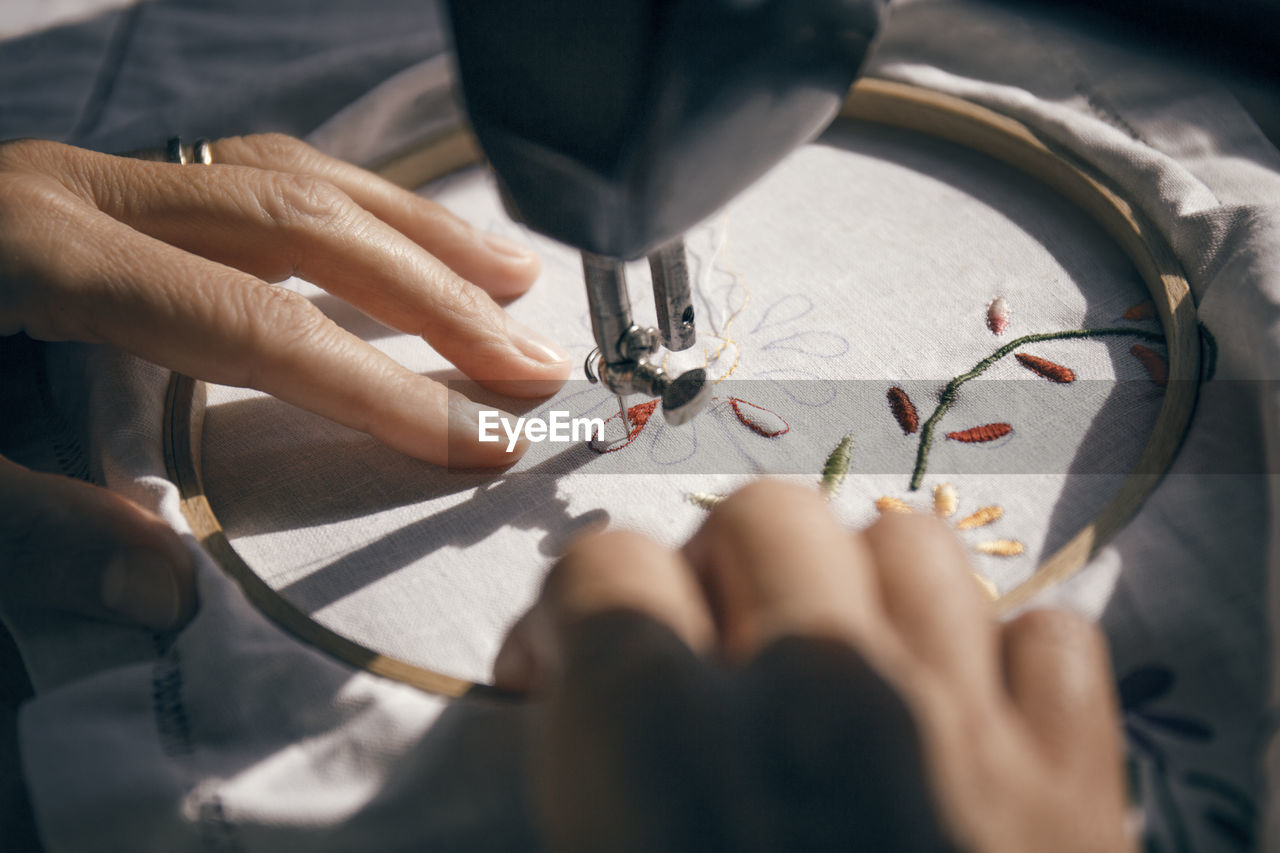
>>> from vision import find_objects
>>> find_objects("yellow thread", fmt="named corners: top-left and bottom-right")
top-left (972, 572), bottom-right (1000, 600)
top-left (956, 505), bottom-right (1003, 530)
top-left (698, 214), bottom-right (749, 384)
top-left (687, 492), bottom-right (727, 510)
top-left (876, 496), bottom-right (912, 514)
top-left (933, 483), bottom-right (958, 518)
top-left (974, 539), bottom-right (1024, 557)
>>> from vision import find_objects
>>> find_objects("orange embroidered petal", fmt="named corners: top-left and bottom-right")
top-left (974, 539), bottom-right (1025, 557)
top-left (986, 297), bottom-right (1009, 335)
top-left (728, 397), bottom-right (790, 437)
top-left (946, 423), bottom-right (1013, 443)
top-left (1130, 344), bottom-right (1168, 387)
top-left (933, 482), bottom-right (958, 518)
top-left (972, 573), bottom-right (999, 600)
top-left (1014, 352), bottom-right (1075, 383)
top-left (590, 398), bottom-right (660, 454)
top-left (887, 386), bottom-right (919, 435)
top-left (876, 496), bottom-right (912, 514)
top-left (956, 505), bottom-right (1003, 530)
top-left (1123, 301), bottom-right (1156, 320)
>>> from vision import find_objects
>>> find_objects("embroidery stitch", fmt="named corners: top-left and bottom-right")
top-left (1123, 300), bottom-right (1156, 320)
top-left (973, 539), bottom-right (1024, 557)
top-left (1014, 352), bottom-right (1075, 383)
top-left (686, 492), bottom-right (727, 510)
top-left (820, 433), bottom-right (854, 498)
top-left (1130, 344), bottom-right (1169, 387)
top-left (590, 399), bottom-right (659, 454)
top-left (933, 483), bottom-right (958, 518)
top-left (729, 397), bottom-right (790, 437)
top-left (986, 297), bottom-right (1010, 335)
top-left (909, 327), bottom-right (1163, 489)
top-left (956, 505), bottom-right (1003, 529)
top-left (947, 423), bottom-right (1013, 443)
top-left (875, 496), bottom-right (912, 514)
top-left (887, 386), bottom-right (920, 434)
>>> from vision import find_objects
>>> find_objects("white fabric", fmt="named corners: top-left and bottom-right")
top-left (4, 1), bottom-right (1280, 850)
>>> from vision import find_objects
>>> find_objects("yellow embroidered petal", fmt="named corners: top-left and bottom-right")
top-left (687, 492), bottom-right (727, 510)
top-left (933, 483), bottom-right (958, 518)
top-left (876, 496), bottom-right (913, 514)
top-left (974, 539), bottom-right (1024, 557)
top-left (972, 572), bottom-right (999, 600)
top-left (956, 505), bottom-right (1003, 530)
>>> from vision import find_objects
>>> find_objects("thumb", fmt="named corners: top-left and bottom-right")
top-left (0, 455), bottom-right (196, 632)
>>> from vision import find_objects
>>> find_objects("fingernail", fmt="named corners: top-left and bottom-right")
top-left (101, 549), bottom-right (181, 630)
top-left (506, 317), bottom-right (570, 365)
top-left (483, 231), bottom-right (537, 260)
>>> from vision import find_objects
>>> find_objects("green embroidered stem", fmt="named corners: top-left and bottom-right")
top-left (909, 328), bottom-right (1165, 491)
top-left (821, 433), bottom-right (855, 498)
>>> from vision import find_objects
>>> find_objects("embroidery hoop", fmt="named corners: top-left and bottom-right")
top-left (162, 78), bottom-right (1199, 697)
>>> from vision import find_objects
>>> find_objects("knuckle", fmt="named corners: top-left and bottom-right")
top-left (235, 285), bottom-right (329, 374)
top-left (0, 138), bottom-right (66, 172)
top-left (261, 172), bottom-right (352, 231)
top-left (715, 478), bottom-right (818, 521)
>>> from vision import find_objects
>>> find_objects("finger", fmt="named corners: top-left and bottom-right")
top-left (9, 188), bottom-right (525, 467)
top-left (0, 455), bottom-right (195, 632)
top-left (682, 480), bottom-right (890, 663)
top-left (494, 530), bottom-right (714, 692)
top-left (863, 513), bottom-right (1000, 697)
top-left (210, 133), bottom-right (541, 300)
top-left (1001, 609), bottom-right (1123, 771)
top-left (70, 148), bottom-right (570, 397)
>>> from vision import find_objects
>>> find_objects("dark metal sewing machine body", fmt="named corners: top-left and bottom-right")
top-left (446, 0), bottom-right (886, 426)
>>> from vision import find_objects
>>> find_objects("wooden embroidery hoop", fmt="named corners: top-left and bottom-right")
top-left (162, 77), bottom-right (1199, 698)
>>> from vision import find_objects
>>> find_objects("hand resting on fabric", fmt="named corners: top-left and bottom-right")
top-left (495, 481), bottom-right (1134, 852)
top-left (0, 133), bottom-right (571, 631)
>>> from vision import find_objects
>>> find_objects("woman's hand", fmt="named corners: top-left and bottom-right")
top-left (496, 481), bottom-right (1133, 852)
top-left (0, 133), bottom-right (572, 469)
top-left (0, 133), bottom-right (573, 630)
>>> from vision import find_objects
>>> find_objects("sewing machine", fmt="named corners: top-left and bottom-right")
top-left (446, 0), bottom-right (887, 430)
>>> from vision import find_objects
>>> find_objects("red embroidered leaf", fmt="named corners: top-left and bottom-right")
top-left (946, 423), bottom-right (1013, 443)
top-left (886, 386), bottom-right (919, 434)
top-left (1130, 344), bottom-right (1168, 387)
top-left (1015, 352), bottom-right (1075, 383)
top-left (590, 399), bottom-right (659, 454)
top-left (728, 398), bottom-right (790, 438)
top-left (1123, 301), bottom-right (1156, 320)
top-left (986, 297), bottom-right (1009, 335)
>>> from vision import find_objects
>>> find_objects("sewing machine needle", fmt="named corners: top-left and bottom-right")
top-left (617, 394), bottom-right (630, 434)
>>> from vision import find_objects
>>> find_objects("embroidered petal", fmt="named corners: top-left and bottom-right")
top-left (687, 492), bottom-right (727, 510)
top-left (956, 505), bottom-right (1003, 529)
top-left (986, 297), bottom-right (1010, 335)
top-left (933, 483), bottom-right (958, 518)
top-left (1123, 300), bottom-right (1156, 320)
top-left (887, 386), bottom-right (919, 434)
top-left (1015, 353), bottom-right (1075, 383)
top-left (820, 433), bottom-right (854, 498)
top-left (1130, 344), bottom-right (1168, 387)
top-left (876, 496), bottom-right (912, 514)
top-left (946, 423), bottom-right (1013, 443)
top-left (589, 399), bottom-right (659, 453)
top-left (973, 539), bottom-right (1024, 557)
top-left (728, 398), bottom-right (790, 437)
